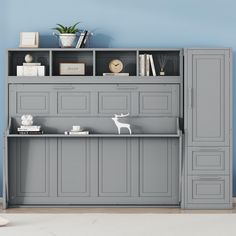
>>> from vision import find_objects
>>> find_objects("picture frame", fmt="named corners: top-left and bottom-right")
top-left (19, 32), bottom-right (39, 48)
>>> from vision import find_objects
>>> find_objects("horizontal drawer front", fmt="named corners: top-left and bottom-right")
top-left (187, 147), bottom-right (230, 175)
top-left (187, 176), bottom-right (230, 204)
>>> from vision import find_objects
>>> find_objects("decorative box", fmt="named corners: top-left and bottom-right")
top-left (59, 63), bottom-right (85, 75)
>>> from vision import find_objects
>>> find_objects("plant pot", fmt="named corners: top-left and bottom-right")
top-left (59, 34), bottom-right (77, 48)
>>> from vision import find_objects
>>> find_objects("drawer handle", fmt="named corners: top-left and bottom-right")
top-left (53, 86), bottom-right (75, 90)
top-left (196, 177), bottom-right (223, 181)
top-left (116, 85), bottom-right (138, 90)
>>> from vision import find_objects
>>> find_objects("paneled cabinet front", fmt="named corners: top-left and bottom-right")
top-left (8, 137), bottom-right (179, 205)
top-left (185, 49), bottom-right (230, 146)
top-left (9, 84), bottom-right (179, 117)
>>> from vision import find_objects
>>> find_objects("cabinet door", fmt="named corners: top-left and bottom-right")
top-left (185, 49), bottom-right (231, 146)
top-left (58, 138), bottom-right (91, 197)
top-left (9, 138), bottom-right (50, 199)
top-left (98, 138), bottom-right (132, 197)
top-left (139, 138), bottom-right (179, 202)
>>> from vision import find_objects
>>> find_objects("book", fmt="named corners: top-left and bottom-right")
top-left (23, 63), bottom-right (41, 66)
top-left (80, 30), bottom-right (88, 48)
top-left (18, 125), bottom-right (41, 132)
top-left (145, 54), bottom-right (150, 76)
top-left (103, 73), bottom-right (129, 76)
top-left (75, 30), bottom-right (87, 48)
top-left (20, 125), bottom-right (41, 129)
top-left (69, 131), bottom-right (89, 135)
top-left (81, 31), bottom-right (90, 48)
top-left (149, 54), bottom-right (156, 76)
top-left (18, 130), bottom-right (43, 135)
top-left (139, 54), bottom-right (145, 76)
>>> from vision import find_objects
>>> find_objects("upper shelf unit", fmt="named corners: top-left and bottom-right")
top-left (8, 48), bottom-right (182, 78)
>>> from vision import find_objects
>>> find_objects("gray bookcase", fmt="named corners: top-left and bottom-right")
top-left (3, 48), bottom-right (232, 209)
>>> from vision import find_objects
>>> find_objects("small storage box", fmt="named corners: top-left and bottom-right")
top-left (59, 63), bottom-right (85, 75)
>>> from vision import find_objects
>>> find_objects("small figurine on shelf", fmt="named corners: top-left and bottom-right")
top-left (158, 54), bottom-right (168, 76)
top-left (112, 113), bottom-right (132, 135)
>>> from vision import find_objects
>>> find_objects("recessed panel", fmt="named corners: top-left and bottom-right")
top-left (98, 92), bottom-right (130, 114)
top-left (58, 138), bottom-right (90, 196)
top-left (16, 138), bottom-right (49, 197)
top-left (58, 92), bottom-right (91, 115)
top-left (17, 92), bottom-right (49, 114)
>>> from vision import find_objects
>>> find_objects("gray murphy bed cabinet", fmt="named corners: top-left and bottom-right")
top-left (3, 48), bottom-right (232, 209)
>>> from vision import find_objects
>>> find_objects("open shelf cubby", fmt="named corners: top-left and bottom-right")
top-left (95, 50), bottom-right (137, 76)
top-left (8, 50), bottom-right (50, 76)
top-left (52, 50), bottom-right (94, 76)
top-left (139, 50), bottom-right (180, 76)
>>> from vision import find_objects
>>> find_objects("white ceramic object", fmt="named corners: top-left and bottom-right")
top-left (25, 54), bottom-right (33, 63)
top-left (21, 114), bottom-right (33, 126)
top-left (112, 113), bottom-right (132, 135)
top-left (59, 34), bottom-right (77, 48)
top-left (0, 216), bottom-right (9, 227)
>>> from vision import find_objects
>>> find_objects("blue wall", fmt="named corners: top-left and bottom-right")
top-left (1, 0), bottom-right (236, 196)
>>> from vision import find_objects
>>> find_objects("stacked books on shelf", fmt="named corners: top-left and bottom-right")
top-left (76, 30), bottom-right (91, 48)
top-left (69, 130), bottom-right (89, 135)
top-left (17, 125), bottom-right (43, 135)
top-left (17, 63), bottom-right (45, 76)
top-left (139, 54), bottom-right (156, 76)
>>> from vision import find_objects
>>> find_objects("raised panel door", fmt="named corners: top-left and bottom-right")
top-left (58, 138), bottom-right (91, 197)
top-left (185, 49), bottom-right (230, 146)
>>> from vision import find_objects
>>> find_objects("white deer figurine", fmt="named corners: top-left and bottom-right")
top-left (112, 113), bottom-right (132, 135)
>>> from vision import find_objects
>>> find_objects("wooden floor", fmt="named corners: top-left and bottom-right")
top-left (1, 204), bottom-right (236, 214)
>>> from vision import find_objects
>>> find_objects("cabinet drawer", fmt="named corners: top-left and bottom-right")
top-left (187, 147), bottom-right (230, 175)
top-left (187, 176), bottom-right (230, 204)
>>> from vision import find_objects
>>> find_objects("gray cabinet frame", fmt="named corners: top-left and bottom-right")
top-left (3, 47), bottom-right (232, 209)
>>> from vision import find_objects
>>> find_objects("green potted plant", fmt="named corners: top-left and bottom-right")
top-left (53, 22), bottom-right (80, 48)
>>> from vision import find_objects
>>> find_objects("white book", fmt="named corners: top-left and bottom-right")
top-left (103, 73), bottom-right (129, 76)
top-left (76, 32), bottom-right (86, 48)
top-left (20, 126), bottom-right (41, 129)
top-left (149, 54), bottom-right (156, 76)
top-left (69, 131), bottom-right (89, 135)
top-left (23, 63), bottom-right (41, 66)
top-left (145, 54), bottom-right (150, 76)
top-left (18, 127), bottom-right (41, 131)
top-left (17, 66), bottom-right (45, 76)
top-left (139, 54), bottom-right (145, 76)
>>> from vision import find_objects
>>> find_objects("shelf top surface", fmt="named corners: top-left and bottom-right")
top-left (7, 133), bottom-right (181, 138)
top-left (7, 47), bottom-right (184, 52)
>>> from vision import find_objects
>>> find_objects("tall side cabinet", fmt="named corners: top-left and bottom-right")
top-left (182, 49), bottom-right (232, 209)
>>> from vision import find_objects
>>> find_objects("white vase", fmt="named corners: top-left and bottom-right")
top-left (59, 34), bottom-right (77, 48)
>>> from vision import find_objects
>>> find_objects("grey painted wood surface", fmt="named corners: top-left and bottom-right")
top-left (8, 137), bottom-right (179, 205)
top-left (5, 48), bottom-right (232, 209)
top-left (183, 49), bottom-right (232, 209)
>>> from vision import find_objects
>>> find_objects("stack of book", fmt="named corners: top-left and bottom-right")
top-left (139, 54), bottom-right (156, 76)
top-left (17, 126), bottom-right (43, 135)
top-left (69, 129), bottom-right (89, 135)
top-left (76, 30), bottom-right (91, 48)
top-left (17, 62), bottom-right (45, 76)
